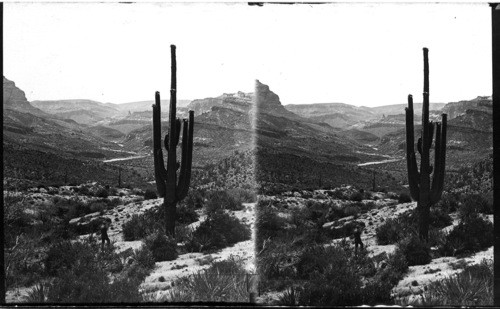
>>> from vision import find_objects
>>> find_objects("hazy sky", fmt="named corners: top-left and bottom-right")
top-left (4, 2), bottom-right (491, 106)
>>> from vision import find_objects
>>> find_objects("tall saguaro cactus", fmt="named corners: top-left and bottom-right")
top-left (152, 45), bottom-right (195, 237)
top-left (405, 48), bottom-right (448, 241)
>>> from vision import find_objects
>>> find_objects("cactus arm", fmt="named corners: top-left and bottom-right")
top-left (406, 95), bottom-right (420, 201)
top-left (153, 95), bottom-right (167, 198)
top-left (176, 111), bottom-right (194, 200)
top-left (430, 115), bottom-right (447, 204)
top-left (427, 121), bottom-right (434, 150)
top-left (430, 122), bottom-right (442, 204)
top-left (175, 119), bottom-right (182, 147)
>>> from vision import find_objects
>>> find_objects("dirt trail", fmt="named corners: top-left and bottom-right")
top-left (103, 155), bottom-right (148, 163)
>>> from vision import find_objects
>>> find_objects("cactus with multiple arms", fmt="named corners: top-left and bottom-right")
top-left (405, 48), bottom-right (447, 241)
top-left (152, 45), bottom-right (194, 237)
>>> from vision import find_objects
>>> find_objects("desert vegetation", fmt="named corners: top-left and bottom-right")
top-left (255, 183), bottom-right (493, 305)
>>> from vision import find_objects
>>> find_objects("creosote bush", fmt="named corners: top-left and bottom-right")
top-left (144, 231), bottom-right (178, 262)
top-left (188, 211), bottom-right (250, 252)
top-left (143, 189), bottom-right (157, 200)
top-left (396, 235), bottom-right (432, 266)
top-left (205, 190), bottom-right (244, 213)
top-left (95, 188), bottom-right (109, 198)
top-left (440, 214), bottom-right (493, 257)
top-left (42, 239), bottom-right (147, 303)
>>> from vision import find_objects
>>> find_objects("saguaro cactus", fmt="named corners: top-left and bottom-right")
top-left (152, 45), bottom-right (194, 237)
top-left (405, 48), bottom-right (447, 241)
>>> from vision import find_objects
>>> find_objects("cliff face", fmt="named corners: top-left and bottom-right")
top-left (255, 80), bottom-right (301, 119)
top-left (441, 96), bottom-right (492, 120)
top-left (188, 91), bottom-right (253, 116)
top-left (3, 77), bottom-right (46, 116)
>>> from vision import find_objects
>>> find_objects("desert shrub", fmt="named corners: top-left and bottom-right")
top-left (122, 214), bottom-right (149, 241)
top-left (398, 192), bottom-right (412, 203)
top-left (227, 188), bottom-right (257, 203)
top-left (459, 193), bottom-right (493, 218)
top-left (375, 218), bottom-right (401, 245)
top-left (350, 191), bottom-right (364, 202)
top-left (256, 205), bottom-right (286, 249)
top-left (375, 211), bottom-right (416, 245)
top-left (174, 224), bottom-right (194, 246)
top-left (257, 238), bottom-right (298, 282)
top-left (160, 256), bottom-right (249, 302)
top-left (344, 205), bottom-right (361, 217)
top-left (95, 188), bottom-right (109, 198)
top-left (326, 189), bottom-right (348, 200)
top-left (45, 241), bottom-right (95, 276)
top-left (420, 260), bottom-right (493, 306)
top-left (188, 212), bottom-right (250, 252)
top-left (296, 245), bottom-right (363, 306)
top-left (325, 203), bottom-right (346, 221)
top-left (205, 190), bottom-right (243, 213)
top-left (397, 235), bottom-right (432, 266)
top-left (429, 207), bottom-right (453, 228)
top-left (60, 198), bottom-right (92, 220)
top-left (436, 192), bottom-right (460, 213)
top-left (176, 203), bottom-right (199, 224)
top-left (47, 257), bottom-right (142, 303)
top-left (89, 202), bottom-right (107, 214)
top-left (108, 187), bottom-right (118, 196)
top-left (78, 186), bottom-right (92, 196)
top-left (144, 231), bottom-right (178, 262)
top-left (4, 193), bottom-right (32, 245)
top-left (120, 246), bottom-right (156, 282)
top-left (361, 277), bottom-right (394, 305)
top-left (440, 215), bottom-right (493, 257)
top-left (106, 197), bottom-right (123, 208)
top-left (5, 233), bottom-right (46, 289)
top-left (133, 246), bottom-right (156, 270)
top-left (144, 189), bottom-right (157, 200)
top-left (184, 189), bottom-right (205, 209)
top-left (427, 227), bottom-right (447, 249)
top-left (121, 207), bottom-right (167, 241)
top-left (387, 248), bottom-right (409, 275)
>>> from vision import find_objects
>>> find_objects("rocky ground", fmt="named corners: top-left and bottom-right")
top-left (5, 184), bottom-right (256, 303)
top-left (256, 188), bottom-right (494, 305)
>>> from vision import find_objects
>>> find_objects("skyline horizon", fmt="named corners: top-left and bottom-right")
top-left (7, 73), bottom-right (490, 108)
top-left (5, 2), bottom-right (491, 108)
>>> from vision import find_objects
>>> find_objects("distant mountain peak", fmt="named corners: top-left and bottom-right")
top-left (255, 80), bottom-right (301, 120)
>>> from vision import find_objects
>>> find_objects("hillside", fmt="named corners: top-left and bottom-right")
top-left (255, 81), bottom-right (398, 194)
top-left (3, 77), bottom-right (48, 116)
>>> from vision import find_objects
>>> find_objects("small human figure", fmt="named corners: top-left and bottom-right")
top-left (100, 218), bottom-right (111, 250)
top-left (353, 225), bottom-right (364, 254)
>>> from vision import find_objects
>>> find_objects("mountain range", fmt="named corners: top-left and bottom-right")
top-left (3, 75), bottom-right (492, 193)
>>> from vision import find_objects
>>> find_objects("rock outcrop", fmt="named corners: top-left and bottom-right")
top-left (255, 80), bottom-right (301, 119)
top-left (188, 92), bottom-right (253, 116)
top-left (3, 76), bottom-right (46, 116)
top-left (441, 96), bottom-right (492, 120)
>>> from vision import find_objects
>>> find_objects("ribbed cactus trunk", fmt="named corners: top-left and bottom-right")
top-left (152, 45), bottom-right (194, 237)
top-left (405, 48), bottom-right (447, 241)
